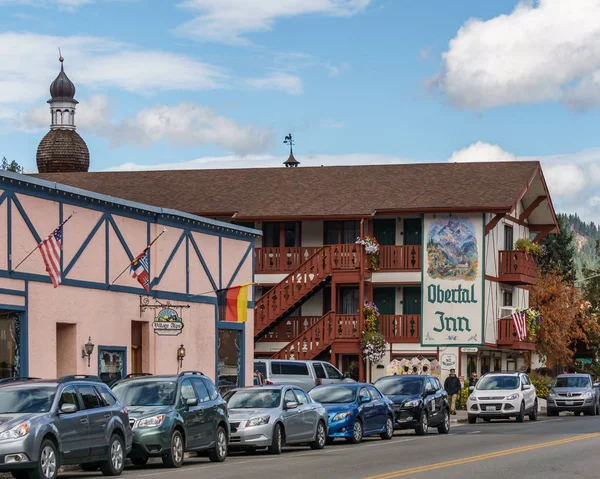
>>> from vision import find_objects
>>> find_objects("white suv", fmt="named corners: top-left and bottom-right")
top-left (467, 372), bottom-right (538, 423)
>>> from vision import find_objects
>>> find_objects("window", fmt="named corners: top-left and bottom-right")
top-left (59, 386), bottom-right (79, 411)
top-left (504, 225), bottom-right (514, 251)
top-left (98, 348), bottom-right (125, 385)
top-left (313, 363), bottom-right (327, 379)
top-left (180, 379), bottom-right (196, 403)
top-left (433, 378), bottom-right (442, 390)
top-left (78, 385), bottom-right (103, 409)
top-left (323, 363), bottom-right (342, 380)
top-left (254, 361), bottom-right (267, 377)
top-left (294, 389), bottom-right (310, 405)
top-left (202, 378), bottom-right (220, 401)
top-left (428, 378), bottom-right (439, 391)
top-left (324, 221), bottom-right (360, 244)
top-left (284, 222), bottom-right (301, 247)
top-left (263, 222), bottom-right (281, 247)
top-left (192, 378), bottom-right (211, 402)
top-left (424, 380), bottom-right (433, 392)
top-left (503, 288), bottom-right (513, 307)
top-left (96, 385), bottom-right (117, 406)
top-left (367, 386), bottom-right (382, 399)
top-left (284, 389), bottom-right (298, 404)
top-left (262, 222), bottom-right (301, 247)
top-left (271, 361), bottom-right (309, 376)
top-left (359, 388), bottom-right (370, 401)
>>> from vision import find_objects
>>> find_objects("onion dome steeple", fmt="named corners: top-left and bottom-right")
top-left (283, 133), bottom-right (300, 167)
top-left (36, 54), bottom-right (89, 173)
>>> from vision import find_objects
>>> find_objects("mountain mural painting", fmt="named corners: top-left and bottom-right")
top-left (422, 214), bottom-right (484, 346)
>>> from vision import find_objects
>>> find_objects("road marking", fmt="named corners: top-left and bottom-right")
top-left (361, 432), bottom-right (600, 479)
top-left (466, 431), bottom-right (481, 434)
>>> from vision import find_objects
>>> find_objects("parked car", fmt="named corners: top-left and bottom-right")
top-left (466, 371), bottom-right (538, 423)
top-left (308, 383), bottom-right (395, 444)
top-left (111, 371), bottom-right (228, 468)
top-left (253, 359), bottom-right (354, 392)
top-left (224, 385), bottom-right (328, 454)
top-left (0, 375), bottom-right (132, 479)
top-left (547, 373), bottom-right (600, 416)
top-left (374, 375), bottom-right (450, 435)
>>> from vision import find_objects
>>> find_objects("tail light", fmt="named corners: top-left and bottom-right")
top-left (265, 379), bottom-right (273, 385)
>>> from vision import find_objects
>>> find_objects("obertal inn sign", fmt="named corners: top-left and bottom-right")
top-left (421, 214), bottom-right (484, 346)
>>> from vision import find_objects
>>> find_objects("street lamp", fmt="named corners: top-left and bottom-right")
top-left (177, 344), bottom-right (186, 369)
top-left (81, 337), bottom-right (94, 367)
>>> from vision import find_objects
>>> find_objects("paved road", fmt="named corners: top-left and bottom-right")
top-left (39, 415), bottom-right (600, 479)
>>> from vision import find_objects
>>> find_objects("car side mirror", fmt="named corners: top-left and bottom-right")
top-left (594, 383), bottom-right (599, 388)
top-left (360, 395), bottom-right (371, 403)
top-left (468, 386), bottom-right (474, 393)
top-left (60, 403), bottom-right (77, 414)
top-left (186, 398), bottom-right (199, 407)
top-left (522, 384), bottom-right (532, 390)
top-left (546, 383), bottom-right (553, 389)
top-left (286, 401), bottom-right (298, 410)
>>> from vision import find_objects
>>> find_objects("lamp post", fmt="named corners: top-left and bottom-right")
top-left (81, 337), bottom-right (94, 367)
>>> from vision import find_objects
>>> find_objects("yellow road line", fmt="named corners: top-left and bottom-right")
top-left (362, 433), bottom-right (600, 479)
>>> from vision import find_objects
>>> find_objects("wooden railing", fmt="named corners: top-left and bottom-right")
top-left (378, 245), bottom-right (422, 271)
top-left (497, 317), bottom-right (535, 349)
top-left (330, 244), bottom-right (363, 270)
top-left (258, 316), bottom-right (322, 342)
top-left (380, 315), bottom-right (420, 343)
top-left (498, 250), bottom-right (537, 284)
top-left (271, 312), bottom-right (361, 360)
top-left (255, 247), bottom-right (321, 274)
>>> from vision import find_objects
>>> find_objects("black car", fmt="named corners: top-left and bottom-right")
top-left (374, 375), bottom-right (450, 435)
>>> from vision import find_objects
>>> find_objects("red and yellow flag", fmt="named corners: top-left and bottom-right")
top-left (217, 284), bottom-right (253, 323)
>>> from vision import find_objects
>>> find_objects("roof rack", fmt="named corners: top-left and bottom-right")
top-left (178, 370), bottom-right (204, 377)
top-left (57, 375), bottom-right (100, 384)
top-left (0, 377), bottom-right (40, 384)
top-left (124, 373), bottom-right (153, 379)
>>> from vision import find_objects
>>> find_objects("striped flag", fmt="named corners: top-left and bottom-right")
top-left (130, 250), bottom-right (151, 292)
top-left (511, 310), bottom-right (527, 341)
top-left (217, 284), bottom-right (253, 323)
top-left (38, 215), bottom-right (72, 288)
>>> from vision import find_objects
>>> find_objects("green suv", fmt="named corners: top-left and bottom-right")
top-left (111, 371), bottom-right (229, 468)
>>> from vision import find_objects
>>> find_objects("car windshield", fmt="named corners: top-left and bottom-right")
top-left (0, 386), bottom-right (56, 414)
top-left (224, 389), bottom-right (281, 409)
top-left (554, 377), bottom-right (592, 388)
top-left (375, 378), bottom-right (424, 396)
top-left (476, 376), bottom-right (520, 390)
top-left (112, 380), bottom-right (177, 406)
top-left (309, 386), bottom-right (356, 404)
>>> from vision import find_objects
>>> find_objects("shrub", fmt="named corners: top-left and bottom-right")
top-left (515, 238), bottom-right (543, 257)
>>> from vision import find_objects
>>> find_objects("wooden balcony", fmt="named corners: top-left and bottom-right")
top-left (498, 250), bottom-right (537, 285)
top-left (497, 317), bottom-right (536, 351)
top-left (380, 315), bottom-right (420, 343)
top-left (255, 244), bottom-right (421, 274)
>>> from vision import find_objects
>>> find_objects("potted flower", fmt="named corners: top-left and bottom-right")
top-left (356, 235), bottom-right (380, 270)
top-left (361, 302), bottom-right (386, 365)
top-left (514, 238), bottom-right (543, 258)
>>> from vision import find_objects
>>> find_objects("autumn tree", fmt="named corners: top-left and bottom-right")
top-left (530, 270), bottom-right (598, 366)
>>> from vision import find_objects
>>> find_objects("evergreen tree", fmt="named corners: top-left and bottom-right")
top-left (1, 157), bottom-right (24, 174)
top-left (539, 215), bottom-right (576, 280)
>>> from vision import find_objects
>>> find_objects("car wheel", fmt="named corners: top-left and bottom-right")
top-left (348, 419), bottom-right (363, 444)
top-left (529, 400), bottom-right (538, 421)
top-left (437, 409), bottom-right (450, 434)
top-left (209, 426), bottom-right (228, 462)
top-left (516, 402), bottom-right (525, 423)
top-left (130, 457), bottom-right (149, 467)
top-left (381, 415), bottom-right (394, 440)
top-left (587, 406), bottom-right (596, 417)
top-left (29, 439), bottom-right (58, 479)
top-left (468, 414), bottom-right (477, 424)
top-left (162, 430), bottom-right (185, 468)
top-left (415, 411), bottom-right (428, 436)
top-left (99, 434), bottom-right (125, 477)
top-left (268, 423), bottom-right (284, 454)
top-left (310, 421), bottom-right (327, 450)
top-left (547, 408), bottom-right (559, 417)
top-left (79, 463), bottom-right (100, 471)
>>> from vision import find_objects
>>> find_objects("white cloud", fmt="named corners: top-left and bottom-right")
top-left (326, 61), bottom-right (350, 78)
top-left (432, 0), bottom-right (600, 110)
top-left (177, 0), bottom-right (372, 45)
top-left (244, 72), bottom-right (303, 95)
top-left (448, 141), bottom-right (517, 163)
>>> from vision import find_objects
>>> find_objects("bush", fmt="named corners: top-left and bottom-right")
top-left (515, 238), bottom-right (543, 257)
top-left (529, 372), bottom-right (554, 399)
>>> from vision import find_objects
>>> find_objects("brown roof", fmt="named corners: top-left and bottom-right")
top-left (37, 129), bottom-right (90, 174)
top-left (34, 161), bottom-right (540, 219)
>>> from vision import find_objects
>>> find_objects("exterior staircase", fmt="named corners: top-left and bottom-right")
top-left (254, 244), bottom-right (363, 340)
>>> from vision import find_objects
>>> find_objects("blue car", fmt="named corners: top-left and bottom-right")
top-left (308, 383), bottom-right (395, 444)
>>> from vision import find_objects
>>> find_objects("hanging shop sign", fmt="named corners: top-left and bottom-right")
top-left (421, 213), bottom-right (485, 346)
top-left (440, 353), bottom-right (457, 370)
top-left (462, 347), bottom-right (479, 353)
top-left (153, 308), bottom-right (184, 336)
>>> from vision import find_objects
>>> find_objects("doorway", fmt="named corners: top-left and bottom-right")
top-left (340, 354), bottom-right (360, 381)
top-left (373, 219), bottom-right (396, 246)
top-left (56, 323), bottom-right (77, 378)
top-left (0, 311), bottom-right (20, 379)
top-left (403, 218), bottom-right (422, 246)
top-left (402, 287), bottom-right (421, 315)
top-left (373, 288), bottom-right (396, 315)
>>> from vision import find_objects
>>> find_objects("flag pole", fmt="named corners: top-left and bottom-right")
top-left (10, 212), bottom-right (75, 274)
top-left (109, 228), bottom-right (167, 287)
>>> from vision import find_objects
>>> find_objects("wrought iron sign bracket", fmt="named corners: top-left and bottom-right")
top-left (139, 295), bottom-right (191, 317)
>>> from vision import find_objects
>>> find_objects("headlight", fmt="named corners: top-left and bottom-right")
top-left (582, 392), bottom-right (593, 399)
top-left (547, 392), bottom-right (557, 398)
top-left (0, 422), bottom-right (30, 441)
top-left (136, 414), bottom-right (166, 428)
top-left (332, 411), bottom-right (353, 422)
top-left (246, 416), bottom-right (270, 427)
top-left (506, 394), bottom-right (519, 400)
top-left (469, 395), bottom-right (477, 401)
top-left (404, 399), bottom-right (421, 408)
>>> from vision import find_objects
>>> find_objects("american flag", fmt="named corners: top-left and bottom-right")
top-left (511, 310), bottom-right (527, 341)
top-left (38, 215), bottom-right (72, 288)
top-left (130, 249), bottom-right (151, 292)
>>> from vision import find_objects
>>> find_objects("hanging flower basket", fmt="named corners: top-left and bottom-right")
top-left (515, 308), bottom-right (542, 339)
top-left (361, 301), bottom-right (385, 364)
top-left (356, 235), bottom-right (380, 270)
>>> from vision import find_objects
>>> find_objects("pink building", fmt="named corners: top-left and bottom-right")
top-left (0, 170), bottom-right (258, 389)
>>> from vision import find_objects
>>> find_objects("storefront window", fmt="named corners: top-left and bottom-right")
top-left (0, 312), bottom-right (20, 379)
top-left (99, 348), bottom-right (126, 385)
top-left (218, 329), bottom-right (241, 393)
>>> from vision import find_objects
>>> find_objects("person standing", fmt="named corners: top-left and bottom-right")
top-left (444, 369), bottom-right (461, 415)
top-left (470, 372), bottom-right (478, 390)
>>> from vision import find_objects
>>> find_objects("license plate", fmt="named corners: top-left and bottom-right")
top-left (486, 406), bottom-right (496, 412)
top-left (565, 401), bottom-right (574, 406)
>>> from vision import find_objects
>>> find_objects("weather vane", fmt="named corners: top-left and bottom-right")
top-left (283, 133), bottom-right (294, 154)
top-left (283, 133), bottom-right (300, 167)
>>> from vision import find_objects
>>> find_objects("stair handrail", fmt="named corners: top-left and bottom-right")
top-left (270, 311), bottom-right (335, 360)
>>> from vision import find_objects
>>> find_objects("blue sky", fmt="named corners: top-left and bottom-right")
top-left (0, 0), bottom-right (599, 222)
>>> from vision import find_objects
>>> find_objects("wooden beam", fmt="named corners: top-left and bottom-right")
top-left (533, 225), bottom-right (555, 243)
top-left (529, 223), bottom-right (557, 232)
top-left (519, 196), bottom-right (546, 221)
top-left (485, 213), bottom-right (506, 235)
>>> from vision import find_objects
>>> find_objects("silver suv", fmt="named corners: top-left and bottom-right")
top-left (0, 375), bottom-right (133, 479)
top-left (547, 374), bottom-right (600, 416)
top-left (253, 360), bottom-right (355, 392)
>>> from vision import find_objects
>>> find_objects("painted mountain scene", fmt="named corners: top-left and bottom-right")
top-left (427, 217), bottom-right (479, 281)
